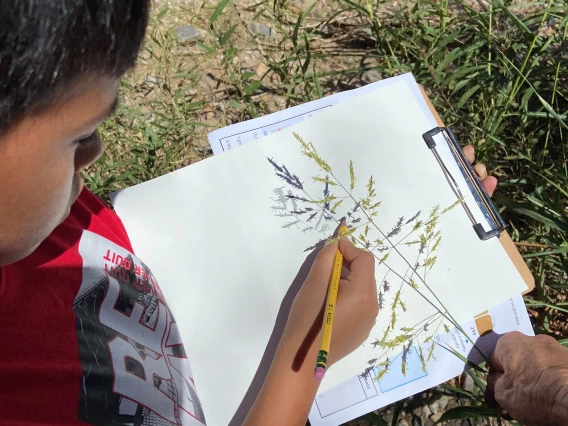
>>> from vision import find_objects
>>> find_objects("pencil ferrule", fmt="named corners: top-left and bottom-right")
top-left (316, 350), bottom-right (328, 368)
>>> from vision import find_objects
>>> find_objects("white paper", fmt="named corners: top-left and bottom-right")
top-left (309, 295), bottom-right (533, 426)
top-left (113, 78), bottom-right (527, 426)
top-left (207, 74), bottom-right (433, 155)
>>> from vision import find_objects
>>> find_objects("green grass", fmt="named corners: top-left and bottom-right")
top-left (89, 0), bottom-right (567, 423)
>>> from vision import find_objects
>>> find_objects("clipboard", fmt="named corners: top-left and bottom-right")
top-left (419, 86), bottom-right (535, 295)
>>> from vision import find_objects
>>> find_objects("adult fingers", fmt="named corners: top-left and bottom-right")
top-left (463, 146), bottom-right (498, 196)
top-left (485, 371), bottom-right (504, 410)
top-left (491, 331), bottom-right (524, 372)
top-left (482, 176), bottom-right (498, 197)
top-left (463, 145), bottom-right (475, 164)
top-left (490, 343), bottom-right (506, 372)
top-left (474, 163), bottom-right (488, 180)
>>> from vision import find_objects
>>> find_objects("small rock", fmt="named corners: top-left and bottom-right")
top-left (548, 17), bottom-right (561, 26)
top-left (200, 73), bottom-right (217, 90)
top-left (260, 93), bottom-right (272, 103)
top-left (428, 395), bottom-right (451, 415)
top-left (172, 46), bottom-right (190, 54)
top-left (362, 69), bottom-right (382, 84)
top-left (289, 0), bottom-right (305, 10)
top-left (176, 24), bottom-right (204, 43)
top-left (248, 22), bottom-right (276, 38)
top-left (275, 96), bottom-right (286, 108)
top-left (413, 405), bottom-right (432, 420)
top-left (256, 61), bottom-right (269, 78)
top-left (460, 372), bottom-right (474, 392)
top-left (241, 51), bottom-right (263, 70)
top-left (287, 4), bottom-right (303, 14)
top-left (429, 412), bottom-right (442, 423)
top-left (146, 75), bottom-right (161, 85)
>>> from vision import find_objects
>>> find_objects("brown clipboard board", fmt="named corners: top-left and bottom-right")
top-left (419, 86), bottom-right (535, 296)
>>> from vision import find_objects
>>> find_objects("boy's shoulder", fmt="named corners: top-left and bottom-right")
top-left (27, 188), bottom-right (134, 267)
top-left (0, 189), bottom-right (206, 425)
top-left (67, 188), bottom-right (134, 253)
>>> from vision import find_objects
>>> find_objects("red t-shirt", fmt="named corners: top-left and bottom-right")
top-left (0, 189), bottom-right (206, 425)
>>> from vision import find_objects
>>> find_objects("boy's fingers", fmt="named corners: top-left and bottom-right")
top-left (338, 238), bottom-right (362, 262)
top-left (307, 241), bottom-right (338, 286)
top-left (340, 265), bottom-right (350, 279)
top-left (339, 238), bottom-right (375, 275)
top-left (463, 145), bottom-right (475, 164)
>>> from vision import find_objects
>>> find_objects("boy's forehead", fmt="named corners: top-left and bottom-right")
top-left (48, 78), bottom-right (120, 133)
top-left (1, 77), bottom-right (119, 145)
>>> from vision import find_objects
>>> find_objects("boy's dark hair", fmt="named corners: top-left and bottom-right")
top-left (0, 0), bottom-right (151, 133)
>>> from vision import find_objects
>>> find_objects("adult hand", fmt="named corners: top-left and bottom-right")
top-left (463, 145), bottom-right (498, 196)
top-left (485, 332), bottom-right (568, 425)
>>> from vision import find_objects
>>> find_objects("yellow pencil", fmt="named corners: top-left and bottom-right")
top-left (314, 219), bottom-right (347, 380)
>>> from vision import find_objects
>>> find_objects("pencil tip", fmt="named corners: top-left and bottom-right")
top-left (314, 367), bottom-right (326, 380)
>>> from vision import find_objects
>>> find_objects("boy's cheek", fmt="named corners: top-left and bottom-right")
top-left (0, 150), bottom-right (76, 266)
top-left (0, 184), bottom-right (73, 265)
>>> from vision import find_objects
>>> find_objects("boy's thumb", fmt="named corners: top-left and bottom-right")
top-left (338, 237), bottom-right (363, 263)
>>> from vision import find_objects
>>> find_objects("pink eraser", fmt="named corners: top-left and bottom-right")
top-left (314, 367), bottom-right (326, 380)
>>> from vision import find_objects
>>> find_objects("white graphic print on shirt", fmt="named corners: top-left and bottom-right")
top-left (73, 230), bottom-right (206, 426)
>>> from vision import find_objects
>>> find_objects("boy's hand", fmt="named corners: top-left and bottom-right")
top-left (244, 239), bottom-right (377, 426)
top-left (281, 238), bottom-right (378, 370)
top-left (485, 332), bottom-right (568, 425)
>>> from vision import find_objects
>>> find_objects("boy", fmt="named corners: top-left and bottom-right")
top-left (0, 2), bottom-right (378, 424)
top-left (1, 1), bottom-right (566, 426)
